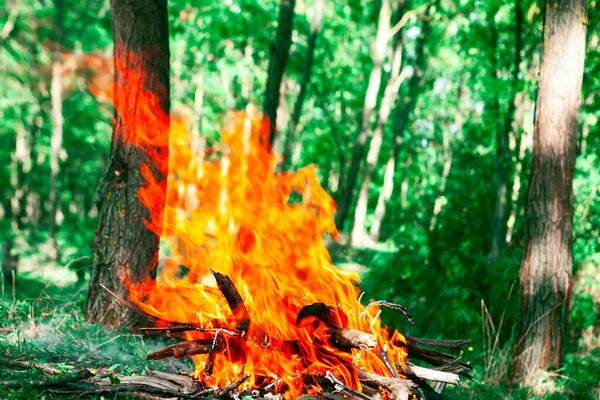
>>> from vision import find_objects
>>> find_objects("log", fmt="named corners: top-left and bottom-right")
top-left (146, 339), bottom-right (221, 360)
top-left (331, 328), bottom-right (377, 351)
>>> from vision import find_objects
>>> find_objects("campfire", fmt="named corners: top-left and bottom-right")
top-left (92, 53), bottom-right (473, 400)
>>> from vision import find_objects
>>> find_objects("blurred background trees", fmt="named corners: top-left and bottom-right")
top-left (1, 0), bottom-right (599, 394)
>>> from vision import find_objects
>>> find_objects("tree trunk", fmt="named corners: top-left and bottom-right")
top-left (48, 0), bottom-right (64, 261)
top-left (512, 0), bottom-right (587, 383)
top-left (281, 0), bottom-right (324, 171)
top-left (264, 0), bottom-right (296, 146)
top-left (371, 4), bottom-right (431, 229)
top-left (351, 0), bottom-right (407, 245)
top-left (429, 84), bottom-right (465, 232)
top-left (335, 0), bottom-right (392, 232)
top-left (490, 0), bottom-right (523, 262)
top-left (369, 150), bottom-right (395, 241)
top-left (86, 0), bottom-right (171, 329)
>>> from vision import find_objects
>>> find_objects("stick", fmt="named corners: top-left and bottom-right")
top-left (363, 301), bottom-right (414, 324)
top-left (358, 371), bottom-right (416, 400)
top-left (100, 284), bottom-right (204, 329)
top-left (140, 325), bottom-right (239, 337)
top-left (219, 373), bottom-right (250, 398)
top-left (52, 385), bottom-right (213, 399)
top-left (331, 328), bottom-right (377, 351)
top-left (405, 363), bottom-right (459, 386)
top-left (0, 359), bottom-right (62, 375)
top-left (378, 350), bottom-right (399, 378)
top-left (146, 339), bottom-right (220, 360)
top-left (324, 371), bottom-right (373, 400)
top-left (403, 335), bottom-right (471, 350)
top-left (0, 369), bottom-right (93, 388)
top-left (203, 331), bottom-right (220, 376)
top-left (209, 270), bottom-right (251, 333)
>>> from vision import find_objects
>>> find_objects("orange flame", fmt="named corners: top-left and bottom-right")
top-left (102, 46), bottom-right (408, 397)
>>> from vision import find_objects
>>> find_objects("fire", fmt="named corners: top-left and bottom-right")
top-left (100, 46), bottom-right (408, 397)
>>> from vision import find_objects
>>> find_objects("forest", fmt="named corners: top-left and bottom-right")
top-left (0, 0), bottom-right (598, 398)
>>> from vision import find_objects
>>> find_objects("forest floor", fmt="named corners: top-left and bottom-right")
top-left (0, 251), bottom-right (598, 399)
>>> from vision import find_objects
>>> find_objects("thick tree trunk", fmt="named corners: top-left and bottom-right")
top-left (335, 0), bottom-right (392, 232)
top-left (264, 0), bottom-right (296, 146)
top-left (351, 0), bottom-right (407, 245)
top-left (48, 0), bottom-right (64, 261)
top-left (512, 0), bottom-right (587, 383)
top-left (86, 0), bottom-right (171, 329)
top-left (490, 0), bottom-right (523, 261)
top-left (281, 0), bottom-right (324, 171)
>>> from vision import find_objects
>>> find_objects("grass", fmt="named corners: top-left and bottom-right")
top-left (1, 251), bottom-right (599, 399)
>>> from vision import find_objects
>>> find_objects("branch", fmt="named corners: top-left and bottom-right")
top-left (388, 2), bottom-right (431, 39)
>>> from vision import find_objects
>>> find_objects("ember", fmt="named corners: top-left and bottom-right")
top-left (98, 47), bottom-right (473, 400)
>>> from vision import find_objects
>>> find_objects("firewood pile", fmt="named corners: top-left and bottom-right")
top-left (83, 270), bottom-right (471, 400)
top-left (0, 271), bottom-right (473, 399)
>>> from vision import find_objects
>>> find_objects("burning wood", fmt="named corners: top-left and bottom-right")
top-left (88, 105), bottom-right (473, 399)
top-left (100, 278), bottom-right (471, 400)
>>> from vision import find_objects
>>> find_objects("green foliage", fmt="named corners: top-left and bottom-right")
top-left (1, 0), bottom-right (600, 398)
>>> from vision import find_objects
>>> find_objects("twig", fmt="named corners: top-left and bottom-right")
top-left (51, 385), bottom-right (212, 399)
top-left (405, 363), bottom-right (459, 385)
top-left (324, 371), bottom-right (372, 400)
top-left (203, 331), bottom-right (220, 376)
top-left (362, 301), bottom-right (414, 324)
top-left (358, 371), bottom-right (416, 400)
top-left (378, 349), bottom-right (399, 378)
top-left (0, 359), bottom-right (62, 375)
top-left (219, 373), bottom-right (250, 398)
top-left (0, 369), bottom-right (93, 388)
top-left (388, 2), bottom-right (431, 39)
top-left (146, 339), bottom-right (221, 360)
top-left (403, 335), bottom-right (471, 350)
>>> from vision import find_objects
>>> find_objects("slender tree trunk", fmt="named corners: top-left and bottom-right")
top-left (281, 0), bottom-right (324, 171)
top-left (48, 0), bottom-right (64, 261)
top-left (87, 0), bottom-right (171, 329)
top-left (429, 84), bottom-right (465, 232)
top-left (490, 0), bottom-right (523, 261)
top-left (369, 150), bottom-right (395, 240)
top-left (335, 0), bottom-right (392, 232)
top-left (512, 0), bottom-right (587, 383)
top-left (372, 5), bottom-right (431, 228)
top-left (351, 0), bottom-right (407, 245)
top-left (264, 0), bottom-right (296, 146)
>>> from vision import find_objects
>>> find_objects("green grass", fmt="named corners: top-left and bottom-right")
top-left (1, 252), bottom-right (599, 399)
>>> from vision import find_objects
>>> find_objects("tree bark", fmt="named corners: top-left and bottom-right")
top-left (281, 0), bottom-right (324, 171)
top-left (263, 0), bottom-right (296, 146)
top-left (335, 0), bottom-right (392, 232)
top-left (512, 0), bottom-right (587, 383)
top-left (86, 0), bottom-right (171, 329)
top-left (351, 0), bottom-right (407, 245)
top-left (48, 0), bottom-right (64, 261)
top-left (490, 0), bottom-right (523, 262)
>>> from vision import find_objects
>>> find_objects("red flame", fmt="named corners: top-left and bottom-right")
top-left (99, 46), bottom-right (408, 397)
